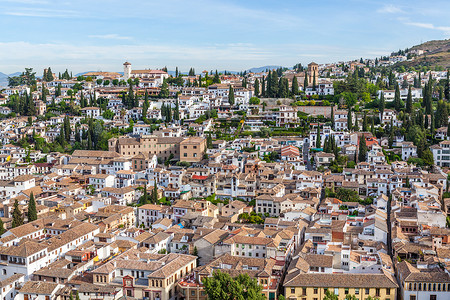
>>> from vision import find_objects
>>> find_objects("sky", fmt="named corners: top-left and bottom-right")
top-left (0, 0), bottom-right (449, 74)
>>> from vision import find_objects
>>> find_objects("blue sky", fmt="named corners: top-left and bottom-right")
top-left (0, 0), bottom-right (449, 74)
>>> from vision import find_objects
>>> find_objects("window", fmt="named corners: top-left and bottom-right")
top-left (334, 288), bottom-right (339, 295)
top-left (409, 296), bottom-right (416, 300)
top-left (386, 288), bottom-right (390, 295)
top-left (345, 288), bottom-right (349, 295)
top-left (184, 153), bottom-right (187, 157)
top-left (313, 288), bottom-right (318, 294)
top-left (302, 288), bottom-right (306, 295)
top-left (429, 296), bottom-right (436, 300)
top-left (290, 288), bottom-right (295, 294)
top-left (365, 288), bottom-right (370, 295)
top-left (355, 288), bottom-right (359, 295)
top-left (375, 288), bottom-right (380, 297)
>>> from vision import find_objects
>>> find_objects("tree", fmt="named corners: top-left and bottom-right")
top-left (249, 97), bottom-right (260, 105)
top-left (422, 149), bottom-right (434, 166)
top-left (303, 72), bottom-right (308, 89)
top-left (435, 100), bottom-right (448, 128)
top-left (75, 291), bottom-right (80, 300)
top-left (331, 107), bottom-right (335, 129)
top-left (362, 111), bottom-right (368, 131)
top-left (142, 90), bottom-right (149, 119)
top-left (159, 81), bottom-right (169, 98)
top-left (323, 290), bottom-right (339, 300)
top-left (27, 192), bottom-right (37, 221)
top-left (405, 86), bottom-right (413, 113)
top-left (12, 199), bottom-right (23, 228)
top-left (254, 78), bottom-right (260, 96)
top-left (213, 70), bottom-right (221, 84)
top-left (152, 184), bottom-right (158, 203)
top-left (228, 86), bottom-right (235, 106)
top-left (445, 69), bottom-right (449, 101)
top-left (202, 270), bottom-right (265, 300)
top-left (44, 67), bottom-right (54, 82)
top-left (379, 92), bottom-right (385, 120)
top-left (358, 135), bottom-right (367, 162)
top-left (316, 125), bottom-right (321, 148)
top-left (102, 109), bottom-right (114, 120)
top-left (0, 218), bottom-right (5, 235)
top-left (174, 98), bottom-right (180, 121)
top-left (347, 108), bottom-right (352, 131)
top-left (140, 185), bottom-right (149, 205)
top-left (312, 70), bottom-right (317, 91)
top-left (292, 76), bottom-right (299, 95)
top-left (393, 84), bottom-right (401, 111)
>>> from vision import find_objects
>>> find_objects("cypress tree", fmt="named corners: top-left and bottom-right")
top-left (143, 91), bottom-right (149, 119)
top-left (312, 71), bottom-right (317, 91)
top-left (362, 111), bottom-right (368, 131)
top-left (46, 67), bottom-right (53, 82)
top-left (213, 71), bottom-right (220, 84)
top-left (141, 185), bottom-right (148, 205)
top-left (431, 113), bottom-right (435, 134)
top-left (27, 192), bottom-right (37, 221)
top-left (315, 125), bottom-right (321, 148)
top-left (254, 78), bottom-right (260, 97)
top-left (379, 92), bottom-right (385, 120)
top-left (358, 135), bottom-right (367, 162)
top-left (75, 291), bottom-right (80, 300)
top-left (152, 184), bottom-right (158, 203)
top-left (347, 108), bottom-right (352, 131)
top-left (87, 133), bottom-right (93, 150)
top-left (11, 200), bottom-right (23, 228)
top-left (445, 69), bottom-right (449, 101)
top-left (269, 71), bottom-right (278, 97)
top-left (174, 98), bottom-right (180, 121)
top-left (323, 136), bottom-right (330, 153)
top-left (304, 72), bottom-right (308, 90)
top-left (393, 84), bottom-right (401, 111)
top-left (261, 76), bottom-right (266, 97)
top-left (292, 76), bottom-right (299, 96)
top-left (406, 86), bottom-right (413, 113)
top-left (426, 81), bottom-right (432, 114)
top-left (371, 116), bottom-right (375, 134)
top-left (331, 107), bottom-right (335, 129)
top-left (228, 86), bottom-right (235, 106)
top-left (354, 113), bottom-right (359, 131)
top-left (0, 218), bottom-right (5, 235)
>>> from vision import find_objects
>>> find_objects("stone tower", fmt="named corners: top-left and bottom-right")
top-left (123, 62), bottom-right (132, 81)
top-left (307, 62), bottom-right (319, 86)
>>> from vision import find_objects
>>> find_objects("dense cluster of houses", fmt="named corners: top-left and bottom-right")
top-left (0, 59), bottom-right (448, 300)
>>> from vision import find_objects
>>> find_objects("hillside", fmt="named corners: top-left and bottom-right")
top-left (397, 39), bottom-right (450, 69)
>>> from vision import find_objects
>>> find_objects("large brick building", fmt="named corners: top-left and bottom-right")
top-left (108, 135), bottom-right (206, 162)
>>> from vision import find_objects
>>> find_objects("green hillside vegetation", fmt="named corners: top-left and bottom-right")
top-left (396, 39), bottom-right (450, 69)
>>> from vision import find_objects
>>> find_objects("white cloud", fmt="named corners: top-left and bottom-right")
top-left (3, 8), bottom-right (79, 18)
top-left (377, 4), bottom-right (404, 14)
top-left (3, 0), bottom-right (48, 3)
top-left (88, 34), bottom-right (132, 40)
top-left (404, 21), bottom-right (450, 34)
